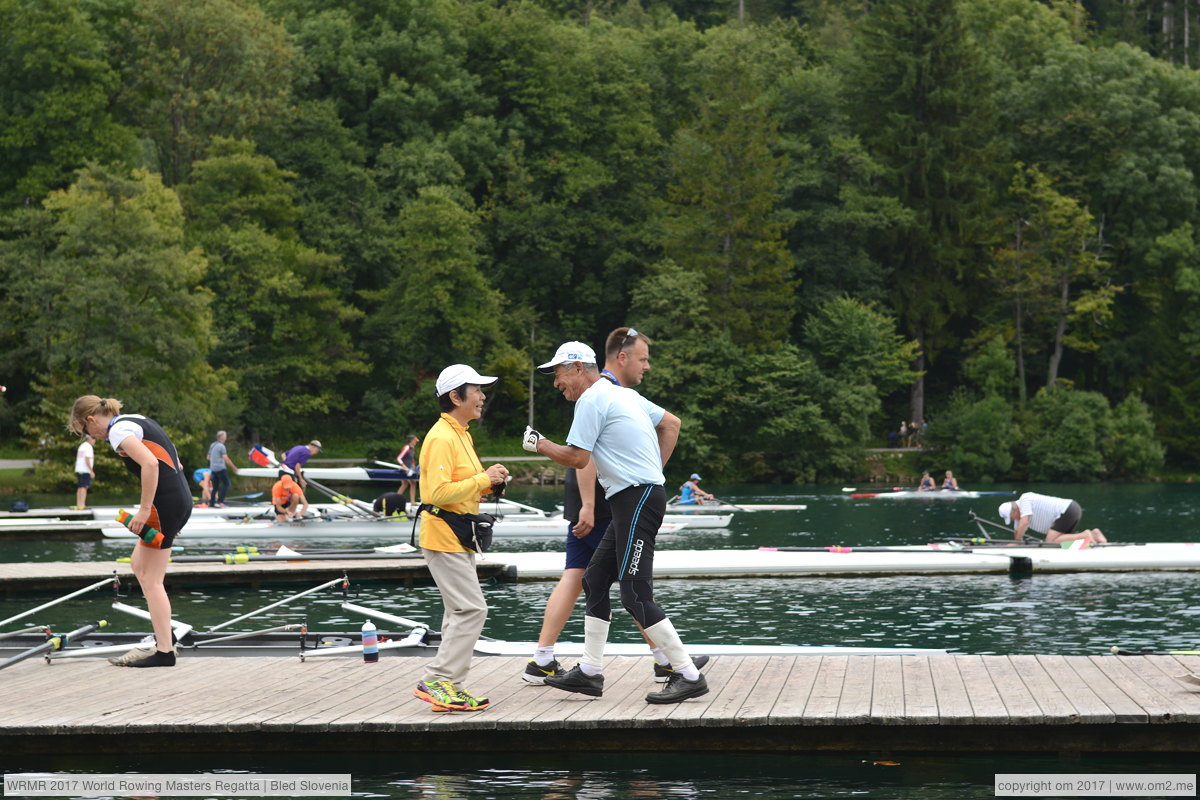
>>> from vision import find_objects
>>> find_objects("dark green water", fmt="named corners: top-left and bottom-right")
top-left (3, 483), bottom-right (1199, 798)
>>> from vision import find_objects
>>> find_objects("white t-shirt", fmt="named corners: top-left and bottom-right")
top-left (107, 415), bottom-right (148, 452)
top-left (74, 441), bottom-right (94, 474)
top-left (1013, 492), bottom-right (1073, 534)
top-left (567, 378), bottom-right (666, 499)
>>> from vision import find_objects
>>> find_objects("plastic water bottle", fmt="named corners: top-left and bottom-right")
top-left (361, 620), bottom-right (379, 663)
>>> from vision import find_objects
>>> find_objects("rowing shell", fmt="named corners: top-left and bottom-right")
top-left (100, 516), bottom-right (693, 541)
top-left (238, 466), bottom-right (408, 483)
top-left (667, 502), bottom-right (807, 513)
top-left (487, 543), bottom-right (1200, 577)
top-left (850, 490), bottom-right (1015, 499)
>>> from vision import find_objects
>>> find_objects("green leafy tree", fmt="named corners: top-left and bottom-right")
top-left (0, 164), bottom-right (227, 477)
top-left (0, 0), bottom-right (136, 207)
top-left (362, 186), bottom-right (522, 432)
top-left (119, 0), bottom-right (294, 186)
top-left (922, 337), bottom-right (1017, 481)
top-left (660, 24), bottom-right (796, 351)
top-left (845, 0), bottom-right (1001, 422)
top-left (1023, 387), bottom-right (1113, 482)
top-left (179, 139), bottom-right (367, 441)
top-left (1104, 392), bottom-right (1165, 478)
top-left (991, 163), bottom-right (1121, 394)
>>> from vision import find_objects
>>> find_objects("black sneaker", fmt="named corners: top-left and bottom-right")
top-left (653, 654), bottom-right (710, 683)
top-left (646, 672), bottom-right (709, 704)
top-left (543, 664), bottom-right (604, 697)
top-left (522, 658), bottom-right (565, 685)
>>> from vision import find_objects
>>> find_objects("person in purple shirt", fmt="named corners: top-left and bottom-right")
top-left (280, 440), bottom-right (321, 488)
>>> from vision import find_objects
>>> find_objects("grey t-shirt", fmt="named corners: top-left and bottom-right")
top-left (208, 440), bottom-right (227, 472)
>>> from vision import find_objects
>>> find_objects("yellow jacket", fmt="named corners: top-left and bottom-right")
top-left (418, 413), bottom-right (493, 552)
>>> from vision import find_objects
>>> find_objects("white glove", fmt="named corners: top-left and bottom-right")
top-left (522, 426), bottom-right (544, 453)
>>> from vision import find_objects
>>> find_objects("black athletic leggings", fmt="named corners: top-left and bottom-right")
top-left (582, 483), bottom-right (667, 629)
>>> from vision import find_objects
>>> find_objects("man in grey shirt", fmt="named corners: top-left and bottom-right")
top-left (207, 431), bottom-right (240, 508)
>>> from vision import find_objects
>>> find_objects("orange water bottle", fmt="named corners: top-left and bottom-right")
top-left (361, 620), bottom-right (379, 663)
top-left (115, 510), bottom-right (164, 548)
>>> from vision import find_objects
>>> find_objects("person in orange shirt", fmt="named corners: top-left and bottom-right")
top-left (272, 473), bottom-right (308, 521)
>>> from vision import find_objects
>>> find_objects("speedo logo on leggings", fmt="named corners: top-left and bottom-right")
top-left (627, 538), bottom-right (646, 574)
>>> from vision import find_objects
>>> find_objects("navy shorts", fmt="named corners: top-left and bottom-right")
top-left (564, 517), bottom-right (610, 570)
top-left (76, 472), bottom-right (91, 489)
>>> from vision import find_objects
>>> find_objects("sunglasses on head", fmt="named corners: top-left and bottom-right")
top-left (619, 328), bottom-right (639, 351)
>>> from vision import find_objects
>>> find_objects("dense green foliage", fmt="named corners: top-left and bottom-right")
top-left (0, 0), bottom-right (1188, 485)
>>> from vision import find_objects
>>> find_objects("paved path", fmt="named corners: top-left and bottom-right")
top-left (0, 459), bottom-right (34, 469)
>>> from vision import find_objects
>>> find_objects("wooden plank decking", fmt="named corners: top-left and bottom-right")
top-left (1, 654), bottom-right (1198, 754)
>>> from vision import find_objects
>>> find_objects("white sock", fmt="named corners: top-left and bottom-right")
top-left (581, 615), bottom-right (610, 673)
top-left (651, 647), bottom-right (668, 665)
top-left (644, 618), bottom-right (698, 680)
top-left (534, 646), bottom-right (555, 667)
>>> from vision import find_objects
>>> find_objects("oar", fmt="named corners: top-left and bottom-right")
top-left (197, 623), bottom-right (306, 647)
top-left (708, 496), bottom-right (748, 512)
top-left (0, 620), bottom-right (107, 671)
top-left (0, 625), bottom-right (50, 641)
top-left (207, 575), bottom-right (348, 632)
top-left (1110, 645), bottom-right (1200, 656)
top-left (0, 574), bottom-right (119, 628)
top-left (169, 551), bottom-right (416, 563)
top-left (224, 491), bottom-right (265, 502)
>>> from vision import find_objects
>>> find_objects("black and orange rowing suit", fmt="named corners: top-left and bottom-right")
top-left (106, 414), bottom-right (192, 548)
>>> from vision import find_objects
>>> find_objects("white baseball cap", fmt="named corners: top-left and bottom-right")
top-left (436, 364), bottom-right (498, 397)
top-left (998, 501), bottom-right (1014, 522)
top-left (537, 341), bottom-right (597, 374)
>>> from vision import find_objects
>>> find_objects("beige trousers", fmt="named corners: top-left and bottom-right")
top-left (422, 549), bottom-right (488, 686)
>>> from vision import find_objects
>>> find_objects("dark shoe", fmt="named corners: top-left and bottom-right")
top-left (522, 658), bottom-right (565, 685)
top-left (544, 664), bottom-right (604, 697)
top-left (646, 672), bottom-right (709, 704)
top-left (653, 654), bottom-right (710, 683)
top-left (127, 649), bottom-right (176, 668)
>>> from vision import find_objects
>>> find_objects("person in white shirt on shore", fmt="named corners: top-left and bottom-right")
top-left (73, 434), bottom-right (95, 509)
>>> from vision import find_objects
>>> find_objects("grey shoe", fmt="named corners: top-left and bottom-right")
top-left (544, 664), bottom-right (604, 697)
top-left (646, 672), bottom-right (709, 704)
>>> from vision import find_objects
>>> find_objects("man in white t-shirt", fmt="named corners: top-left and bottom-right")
top-left (999, 492), bottom-right (1108, 544)
top-left (523, 341), bottom-right (711, 705)
top-left (74, 434), bottom-right (95, 509)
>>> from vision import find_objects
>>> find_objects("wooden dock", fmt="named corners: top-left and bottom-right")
top-left (1, 653), bottom-right (1198, 754)
top-left (0, 558), bottom-right (508, 594)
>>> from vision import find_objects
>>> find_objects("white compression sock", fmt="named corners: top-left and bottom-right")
top-left (644, 618), bottom-right (698, 680)
top-left (580, 615), bottom-right (611, 675)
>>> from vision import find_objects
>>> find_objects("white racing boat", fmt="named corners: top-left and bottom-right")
top-left (238, 465), bottom-right (409, 483)
top-left (668, 502), bottom-right (807, 513)
top-left (848, 489), bottom-right (1014, 500)
top-left (100, 514), bottom-right (693, 541)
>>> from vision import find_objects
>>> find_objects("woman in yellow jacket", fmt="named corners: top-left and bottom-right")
top-left (412, 364), bottom-right (510, 712)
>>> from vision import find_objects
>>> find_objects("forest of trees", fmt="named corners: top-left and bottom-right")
top-left (0, 0), bottom-right (1192, 485)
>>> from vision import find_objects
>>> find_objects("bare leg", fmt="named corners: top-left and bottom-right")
top-left (1047, 529), bottom-right (1094, 543)
top-left (130, 545), bottom-right (173, 651)
top-left (76, 486), bottom-right (87, 508)
top-left (538, 568), bottom-right (585, 646)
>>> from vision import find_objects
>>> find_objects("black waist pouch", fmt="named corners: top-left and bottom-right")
top-left (411, 504), bottom-right (495, 553)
